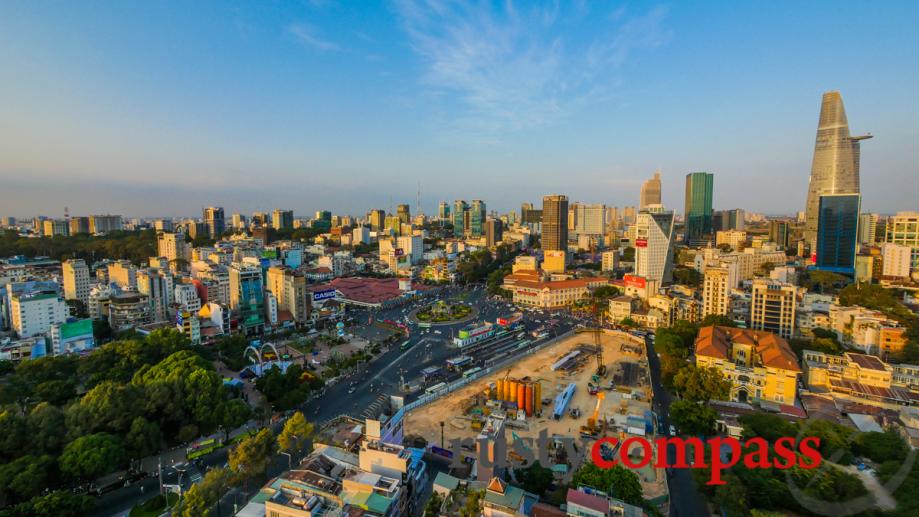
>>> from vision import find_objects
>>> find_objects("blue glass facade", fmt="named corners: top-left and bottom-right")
top-left (815, 193), bottom-right (860, 274)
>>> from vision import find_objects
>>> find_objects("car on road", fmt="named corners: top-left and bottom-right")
top-left (348, 387), bottom-right (355, 394)
top-left (669, 425), bottom-right (677, 436)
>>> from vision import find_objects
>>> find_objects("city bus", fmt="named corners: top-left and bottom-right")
top-left (462, 366), bottom-right (482, 378)
top-left (400, 340), bottom-right (414, 351)
top-left (186, 438), bottom-right (221, 460)
top-left (425, 382), bottom-right (447, 395)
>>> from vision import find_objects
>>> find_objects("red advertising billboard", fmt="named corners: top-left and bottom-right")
top-left (624, 275), bottom-right (647, 289)
top-left (635, 238), bottom-right (648, 248)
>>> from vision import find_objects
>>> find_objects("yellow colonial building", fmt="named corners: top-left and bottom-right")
top-left (695, 326), bottom-right (801, 404)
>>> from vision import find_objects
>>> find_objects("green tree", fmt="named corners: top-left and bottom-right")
top-left (178, 467), bottom-right (232, 517)
top-left (64, 299), bottom-right (89, 319)
top-left (27, 402), bottom-right (67, 454)
top-left (17, 490), bottom-right (95, 517)
top-left (220, 399), bottom-right (252, 441)
top-left (571, 463), bottom-right (643, 506)
top-left (0, 409), bottom-right (28, 460)
top-left (124, 417), bottom-right (163, 458)
top-left (853, 429), bottom-right (908, 463)
top-left (278, 411), bottom-right (314, 454)
top-left (0, 454), bottom-right (55, 504)
top-left (424, 492), bottom-right (443, 517)
top-left (738, 413), bottom-right (798, 442)
top-left (228, 428), bottom-right (275, 484)
top-left (669, 400), bottom-right (717, 436)
top-left (33, 379), bottom-right (77, 406)
top-left (59, 432), bottom-right (125, 480)
top-left (514, 461), bottom-right (554, 495)
top-left (698, 314), bottom-right (736, 327)
top-left (672, 365), bottom-right (731, 402)
top-left (713, 473), bottom-right (749, 516)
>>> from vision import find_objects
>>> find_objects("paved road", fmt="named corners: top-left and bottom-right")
top-left (93, 286), bottom-right (580, 515)
top-left (644, 334), bottom-right (712, 517)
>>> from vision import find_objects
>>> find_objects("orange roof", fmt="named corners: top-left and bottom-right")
top-left (695, 325), bottom-right (800, 372)
top-left (504, 274), bottom-right (609, 291)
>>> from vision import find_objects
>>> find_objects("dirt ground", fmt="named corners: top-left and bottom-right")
top-left (404, 331), bottom-right (668, 499)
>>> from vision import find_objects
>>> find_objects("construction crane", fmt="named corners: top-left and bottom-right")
top-left (592, 292), bottom-right (606, 377)
top-left (580, 391), bottom-right (606, 438)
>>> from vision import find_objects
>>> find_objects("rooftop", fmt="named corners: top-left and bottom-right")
top-left (695, 325), bottom-right (800, 372)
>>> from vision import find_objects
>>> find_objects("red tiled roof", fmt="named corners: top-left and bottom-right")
top-left (695, 326), bottom-right (800, 372)
top-left (310, 277), bottom-right (430, 304)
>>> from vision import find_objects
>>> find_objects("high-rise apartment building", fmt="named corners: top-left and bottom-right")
top-left (541, 195), bottom-right (569, 251)
top-left (702, 265), bottom-right (733, 318)
top-left (750, 279), bottom-right (797, 339)
top-left (136, 268), bottom-right (174, 323)
top-left (272, 209), bottom-right (294, 230)
top-left (42, 219), bottom-right (69, 237)
top-left (229, 263), bottom-right (265, 335)
top-left (640, 170), bottom-right (662, 209)
top-left (858, 213), bottom-right (879, 245)
top-left (804, 91), bottom-right (871, 250)
top-left (573, 204), bottom-right (606, 238)
top-left (266, 266), bottom-right (309, 324)
top-left (633, 205), bottom-right (675, 286)
top-left (452, 200), bottom-right (469, 237)
top-left (157, 231), bottom-right (189, 267)
top-left (10, 289), bottom-right (68, 338)
top-left (107, 260), bottom-right (137, 289)
top-left (884, 211), bottom-right (919, 274)
top-left (200, 207), bottom-right (223, 239)
top-left (815, 193), bottom-right (860, 274)
top-left (881, 243), bottom-right (912, 279)
top-left (62, 259), bottom-right (91, 304)
top-left (469, 200), bottom-right (486, 236)
top-left (713, 209), bottom-right (745, 232)
top-left (69, 216), bottom-right (90, 235)
top-left (520, 203), bottom-right (543, 225)
top-left (485, 219), bottom-right (503, 248)
top-left (769, 220), bottom-right (791, 249)
top-left (89, 214), bottom-right (123, 234)
top-left (684, 172), bottom-right (714, 244)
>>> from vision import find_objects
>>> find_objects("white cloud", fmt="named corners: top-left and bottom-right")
top-left (393, 1), bottom-right (671, 140)
top-left (288, 23), bottom-right (341, 51)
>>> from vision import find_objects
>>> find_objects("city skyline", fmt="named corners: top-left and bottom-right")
top-left (2, 2), bottom-right (919, 217)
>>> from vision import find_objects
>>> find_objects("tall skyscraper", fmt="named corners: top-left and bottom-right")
top-left (396, 204), bottom-right (411, 225)
top-left (815, 193), bottom-right (860, 274)
top-left (485, 219), bottom-right (503, 248)
top-left (203, 207), bottom-right (225, 238)
top-left (804, 91), bottom-right (872, 250)
top-left (469, 200), bottom-right (486, 236)
top-left (633, 205), bottom-right (675, 286)
top-left (272, 209), bottom-right (294, 230)
top-left (573, 204), bottom-right (607, 237)
top-left (438, 201), bottom-right (450, 221)
top-left (684, 172), bottom-right (714, 244)
top-left (640, 170), bottom-right (662, 209)
top-left (452, 200), bottom-right (468, 237)
top-left (369, 209), bottom-right (386, 232)
top-left (541, 195), bottom-right (569, 251)
top-left (62, 259), bottom-right (91, 304)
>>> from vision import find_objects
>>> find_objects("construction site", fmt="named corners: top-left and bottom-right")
top-left (403, 329), bottom-right (668, 502)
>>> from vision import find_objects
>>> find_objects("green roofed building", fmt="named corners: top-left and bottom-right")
top-left (50, 318), bottom-right (95, 355)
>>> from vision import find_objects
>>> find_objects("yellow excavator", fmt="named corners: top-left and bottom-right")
top-left (580, 392), bottom-right (605, 438)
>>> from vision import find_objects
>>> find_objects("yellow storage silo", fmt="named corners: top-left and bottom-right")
top-left (496, 379), bottom-right (505, 401)
top-left (509, 380), bottom-right (518, 404)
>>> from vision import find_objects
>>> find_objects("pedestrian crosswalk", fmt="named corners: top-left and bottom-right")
top-left (359, 394), bottom-right (389, 419)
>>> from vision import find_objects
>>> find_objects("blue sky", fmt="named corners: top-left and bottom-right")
top-left (1, 1), bottom-right (917, 218)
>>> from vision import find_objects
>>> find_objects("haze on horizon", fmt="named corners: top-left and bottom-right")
top-left (1, 1), bottom-right (918, 218)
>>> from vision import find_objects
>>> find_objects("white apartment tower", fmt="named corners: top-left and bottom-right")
top-left (62, 259), bottom-right (91, 304)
